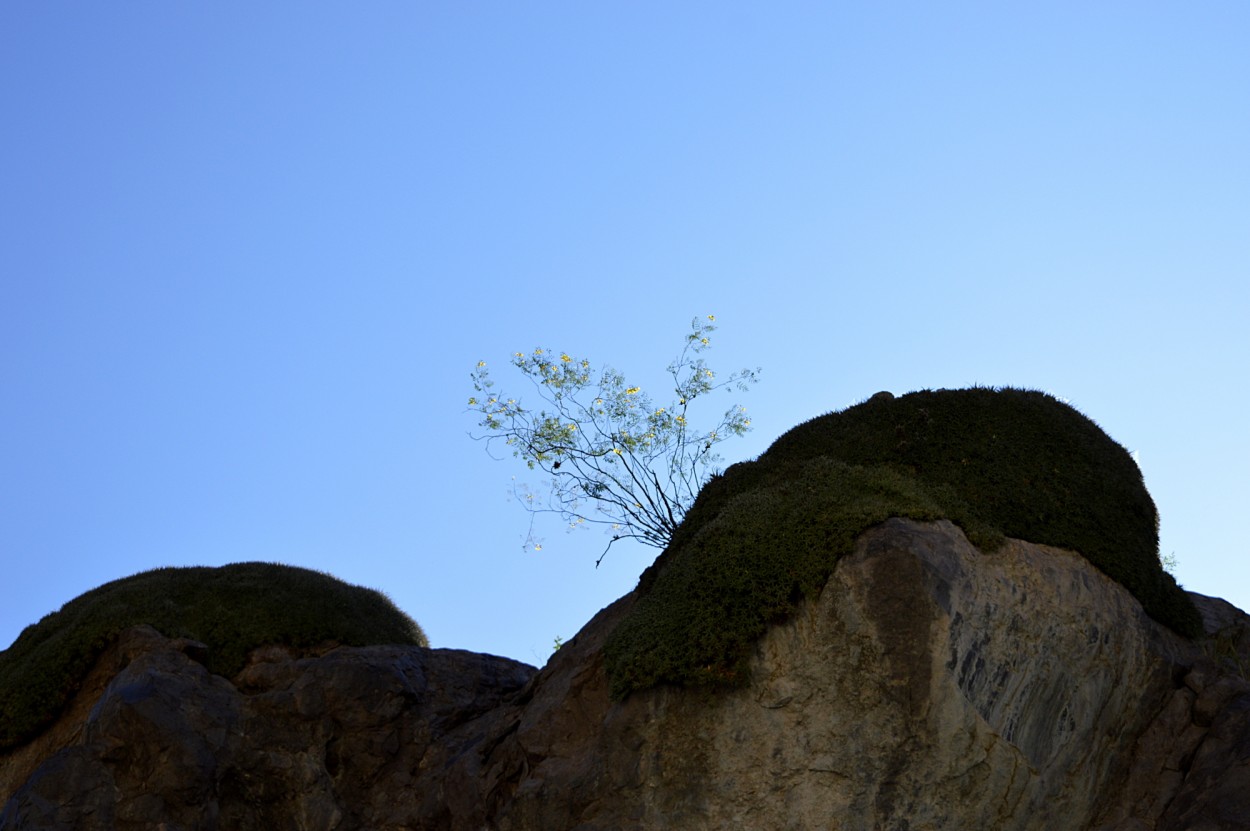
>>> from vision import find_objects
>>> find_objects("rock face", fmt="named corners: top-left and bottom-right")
top-left (0, 628), bottom-right (534, 831)
top-left (3, 519), bottom-right (1248, 830)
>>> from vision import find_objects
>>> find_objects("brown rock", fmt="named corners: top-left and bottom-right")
top-left (475, 519), bottom-right (1194, 830)
top-left (1154, 686), bottom-right (1250, 831)
top-left (1, 628), bottom-right (534, 830)
top-left (3, 519), bottom-right (1249, 830)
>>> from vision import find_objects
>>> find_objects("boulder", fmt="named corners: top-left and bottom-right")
top-left (472, 519), bottom-right (1218, 830)
top-left (1, 628), bottom-right (534, 830)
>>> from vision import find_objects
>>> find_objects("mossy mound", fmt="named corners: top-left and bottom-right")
top-left (605, 457), bottom-right (1001, 697)
top-left (605, 387), bottom-right (1201, 699)
top-left (763, 387), bottom-right (1198, 633)
top-left (0, 562), bottom-right (426, 751)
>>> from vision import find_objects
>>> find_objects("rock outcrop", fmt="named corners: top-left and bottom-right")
top-left (3, 519), bottom-right (1248, 830)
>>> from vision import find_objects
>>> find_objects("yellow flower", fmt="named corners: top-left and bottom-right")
top-left (707, 314), bottom-right (715, 321)
top-left (534, 347), bottom-right (544, 355)
top-left (676, 415), bottom-right (686, 424)
top-left (700, 338), bottom-right (709, 345)
top-left (655, 408), bottom-right (666, 415)
top-left (705, 370), bottom-right (714, 378)
top-left (625, 386), bottom-right (640, 395)
top-left (468, 397), bottom-right (477, 406)
top-left (612, 447), bottom-right (623, 455)
top-left (561, 353), bottom-right (572, 362)
top-left (477, 360), bottom-right (486, 367)
top-left (534, 544), bottom-right (543, 551)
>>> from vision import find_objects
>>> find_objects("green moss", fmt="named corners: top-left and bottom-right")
top-left (606, 457), bottom-right (1000, 697)
top-left (605, 387), bottom-right (1202, 699)
top-left (765, 387), bottom-right (1199, 636)
top-left (0, 562), bottom-right (426, 751)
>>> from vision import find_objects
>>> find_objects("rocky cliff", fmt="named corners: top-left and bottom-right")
top-left (3, 519), bottom-right (1247, 830)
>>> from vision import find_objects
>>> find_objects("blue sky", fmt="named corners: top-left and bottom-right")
top-left (3, 3), bottom-right (1247, 664)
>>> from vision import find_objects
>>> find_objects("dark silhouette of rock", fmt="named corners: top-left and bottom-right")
top-left (1, 627), bottom-right (535, 830)
top-left (3, 519), bottom-right (1248, 829)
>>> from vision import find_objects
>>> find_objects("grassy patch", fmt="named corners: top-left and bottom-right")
top-left (0, 562), bottom-right (426, 751)
top-left (605, 387), bottom-right (1201, 699)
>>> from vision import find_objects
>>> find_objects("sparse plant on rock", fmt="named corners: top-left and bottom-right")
top-left (468, 316), bottom-right (759, 563)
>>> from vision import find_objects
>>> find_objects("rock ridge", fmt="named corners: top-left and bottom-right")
top-left (3, 519), bottom-right (1248, 830)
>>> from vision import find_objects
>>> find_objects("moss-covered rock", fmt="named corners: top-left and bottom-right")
top-left (764, 387), bottom-right (1199, 634)
top-left (605, 387), bottom-right (1201, 699)
top-left (0, 562), bottom-right (426, 751)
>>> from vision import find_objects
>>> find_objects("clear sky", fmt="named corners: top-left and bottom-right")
top-left (3, 3), bottom-right (1247, 665)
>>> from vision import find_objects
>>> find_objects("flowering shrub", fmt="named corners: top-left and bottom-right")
top-left (468, 316), bottom-right (759, 562)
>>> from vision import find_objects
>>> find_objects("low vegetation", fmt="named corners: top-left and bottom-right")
top-left (605, 387), bottom-right (1202, 698)
top-left (0, 562), bottom-right (426, 751)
